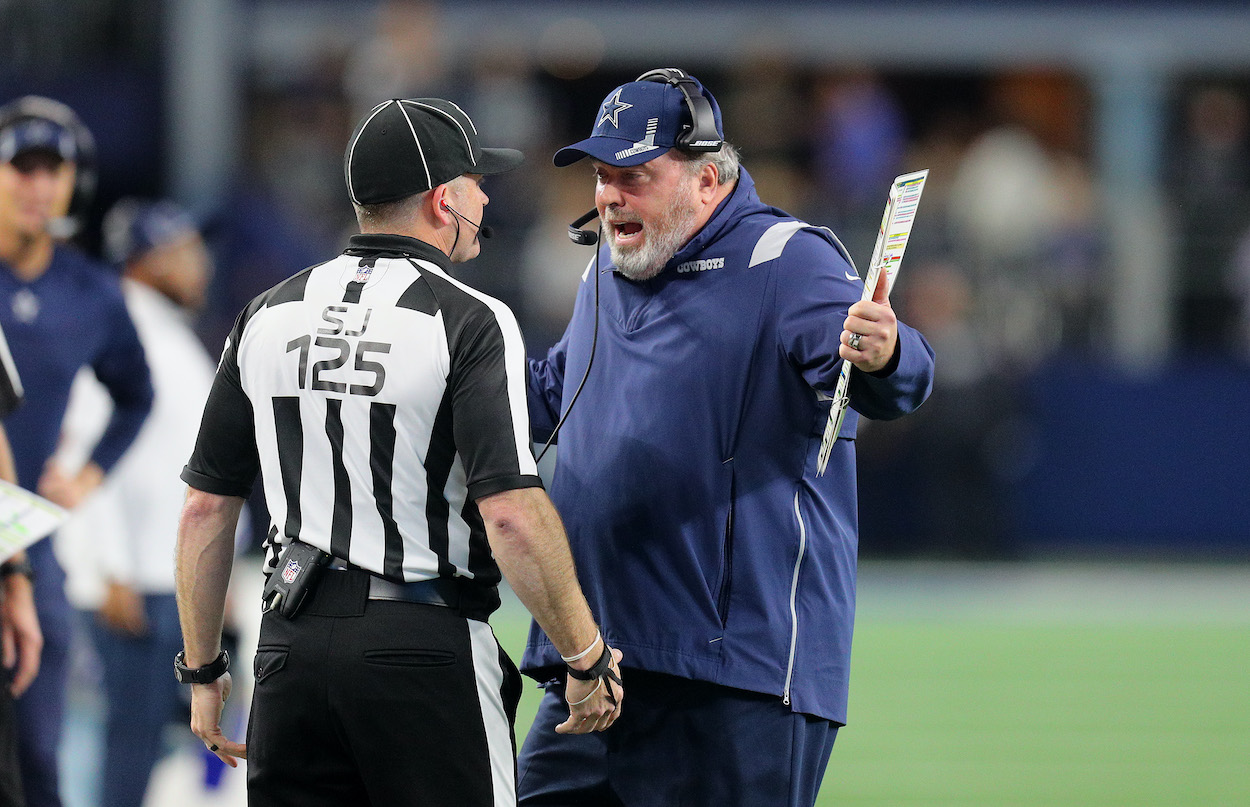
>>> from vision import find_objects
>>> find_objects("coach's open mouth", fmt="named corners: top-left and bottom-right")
top-left (613, 221), bottom-right (643, 242)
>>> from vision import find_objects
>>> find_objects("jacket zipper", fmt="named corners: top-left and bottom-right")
top-left (783, 490), bottom-right (807, 706)
top-left (716, 468), bottom-right (736, 626)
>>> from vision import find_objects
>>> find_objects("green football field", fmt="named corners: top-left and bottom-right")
top-left (492, 561), bottom-right (1250, 806)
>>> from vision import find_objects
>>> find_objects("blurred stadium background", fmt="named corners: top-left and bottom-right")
top-left (4, 0), bottom-right (1248, 804)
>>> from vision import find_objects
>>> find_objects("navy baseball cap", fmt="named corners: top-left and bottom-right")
top-left (345, 98), bottom-right (524, 206)
top-left (554, 73), bottom-right (724, 167)
top-left (0, 115), bottom-right (80, 164)
top-left (103, 198), bottom-right (199, 265)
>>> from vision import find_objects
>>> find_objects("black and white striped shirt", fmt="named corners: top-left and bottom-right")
top-left (182, 234), bottom-right (541, 596)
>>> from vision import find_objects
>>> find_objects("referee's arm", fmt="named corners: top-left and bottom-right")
top-left (478, 486), bottom-right (624, 734)
top-left (175, 486), bottom-right (247, 765)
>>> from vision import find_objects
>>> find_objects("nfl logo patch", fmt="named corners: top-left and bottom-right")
top-left (281, 558), bottom-right (301, 584)
top-left (355, 265), bottom-right (373, 284)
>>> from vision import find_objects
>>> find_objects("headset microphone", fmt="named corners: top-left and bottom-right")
top-left (443, 203), bottom-right (493, 239)
top-left (568, 208), bottom-right (599, 246)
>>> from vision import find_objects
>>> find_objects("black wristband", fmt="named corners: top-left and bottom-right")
top-left (174, 649), bottom-right (230, 684)
top-left (566, 643), bottom-right (612, 681)
top-left (0, 558), bottom-right (34, 582)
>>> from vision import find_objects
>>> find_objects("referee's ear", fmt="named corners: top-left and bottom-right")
top-left (431, 184), bottom-right (455, 225)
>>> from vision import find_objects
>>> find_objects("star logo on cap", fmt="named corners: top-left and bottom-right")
top-left (597, 89), bottom-right (632, 130)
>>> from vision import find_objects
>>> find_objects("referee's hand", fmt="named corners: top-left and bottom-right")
top-left (190, 672), bottom-right (247, 766)
top-left (557, 646), bottom-right (624, 734)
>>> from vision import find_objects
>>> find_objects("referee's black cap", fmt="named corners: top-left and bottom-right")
top-left (345, 98), bottom-right (524, 206)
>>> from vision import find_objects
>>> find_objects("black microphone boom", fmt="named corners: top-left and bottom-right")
top-left (568, 208), bottom-right (599, 246)
top-left (445, 204), bottom-right (493, 239)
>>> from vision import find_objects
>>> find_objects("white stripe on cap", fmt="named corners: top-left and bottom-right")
top-left (394, 101), bottom-right (433, 192)
top-left (441, 99), bottom-right (478, 135)
top-left (346, 101), bottom-right (398, 206)
top-left (405, 100), bottom-right (474, 165)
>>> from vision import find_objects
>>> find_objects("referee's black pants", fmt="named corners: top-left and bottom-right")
top-left (246, 569), bottom-right (522, 806)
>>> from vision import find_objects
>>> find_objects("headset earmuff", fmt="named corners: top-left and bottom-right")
top-left (634, 68), bottom-right (723, 154)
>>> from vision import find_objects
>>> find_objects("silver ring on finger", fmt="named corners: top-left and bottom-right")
top-left (848, 332), bottom-right (864, 351)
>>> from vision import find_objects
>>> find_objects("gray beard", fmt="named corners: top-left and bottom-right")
top-left (608, 196), bottom-right (700, 281)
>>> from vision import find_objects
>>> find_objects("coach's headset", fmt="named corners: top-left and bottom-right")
top-left (540, 70), bottom-right (724, 462)
top-left (567, 68), bottom-right (724, 246)
top-left (0, 96), bottom-right (98, 234)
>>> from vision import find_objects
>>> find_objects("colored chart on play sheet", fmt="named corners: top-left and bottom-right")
top-left (817, 169), bottom-right (929, 476)
top-left (0, 479), bottom-right (68, 562)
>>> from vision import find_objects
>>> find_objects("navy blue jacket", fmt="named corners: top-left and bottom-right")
top-left (523, 168), bottom-right (934, 723)
top-left (1, 247), bottom-right (153, 490)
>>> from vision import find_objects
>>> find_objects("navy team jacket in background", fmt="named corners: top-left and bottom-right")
top-left (0, 246), bottom-right (153, 490)
top-left (523, 167), bottom-right (935, 724)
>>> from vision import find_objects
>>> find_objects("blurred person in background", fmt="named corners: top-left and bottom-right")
top-left (520, 68), bottom-right (934, 807)
top-left (341, 0), bottom-right (452, 118)
top-left (452, 36), bottom-right (554, 324)
top-left (1, 339), bottom-right (40, 807)
top-left (809, 67), bottom-right (908, 253)
top-left (0, 96), bottom-right (153, 807)
top-left (52, 198), bottom-right (220, 807)
top-left (947, 71), bottom-right (1099, 366)
top-left (200, 86), bottom-right (348, 359)
top-left (1170, 84), bottom-right (1250, 354)
top-left (719, 44), bottom-right (811, 214)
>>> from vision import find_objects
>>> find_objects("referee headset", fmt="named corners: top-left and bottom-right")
top-left (540, 69), bottom-right (724, 462)
top-left (0, 96), bottom-right (99, 237)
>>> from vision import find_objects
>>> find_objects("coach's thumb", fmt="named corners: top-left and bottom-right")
top-left (872, 268), bottom-right (891, 306)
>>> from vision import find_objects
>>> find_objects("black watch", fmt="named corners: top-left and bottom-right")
top-left (0, 558), bottom-right (34, 582)
top-left (174, 649), bottom-right (230, 684)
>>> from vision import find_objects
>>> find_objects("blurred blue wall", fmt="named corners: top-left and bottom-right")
top-left (1017, 360), bottom-right (1250, 554)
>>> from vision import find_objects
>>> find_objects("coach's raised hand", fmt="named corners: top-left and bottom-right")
top-left (841, 268), bottom-right (900, 373)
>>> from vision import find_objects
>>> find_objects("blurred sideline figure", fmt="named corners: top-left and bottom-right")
top-left (53, 199), bottom-right (224, 807)
top-left (0, 96), bottom-right (153, 807)
top-left (0, 323), bottom-right (41, 807)
top-left (1170, 84), bottom-right (1250, 354)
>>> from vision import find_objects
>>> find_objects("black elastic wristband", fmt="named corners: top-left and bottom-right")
top-left (566, 643), bottom-right (612, 681)
top-left (0, 559), bottom-right (34, 581)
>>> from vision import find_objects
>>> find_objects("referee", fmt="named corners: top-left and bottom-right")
top-left (174, 98), bottom-right (623, 807)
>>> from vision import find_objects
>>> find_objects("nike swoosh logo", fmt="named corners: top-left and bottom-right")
top-left (844, 271), bottom-right (860, 282)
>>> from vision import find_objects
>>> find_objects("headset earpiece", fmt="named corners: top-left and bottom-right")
top-left (634, 68), bottom-right (723, 154)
